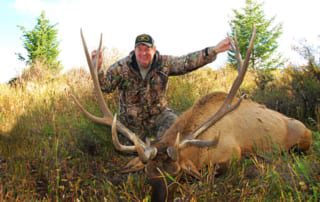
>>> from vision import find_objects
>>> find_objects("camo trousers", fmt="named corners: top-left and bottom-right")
top-left (118, 108), bottom-right (177, 144)
top-left (151, 108), bottom-right (178, 140)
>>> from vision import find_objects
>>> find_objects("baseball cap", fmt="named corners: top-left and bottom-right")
top-left (135, 34), bottom-right (154, 47)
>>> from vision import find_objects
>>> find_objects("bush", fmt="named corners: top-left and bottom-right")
top-left (251, 65), bottom-right (320, 130)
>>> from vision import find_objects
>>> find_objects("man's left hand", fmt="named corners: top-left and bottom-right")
top-left (215, 37), bottom-right (231, 53)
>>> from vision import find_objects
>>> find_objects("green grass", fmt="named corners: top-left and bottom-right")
top-left (0, 66), bottom-right (319, 201)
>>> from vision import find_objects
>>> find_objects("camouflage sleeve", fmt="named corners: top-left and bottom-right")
top-left (163, 46), bottom-right (217, 76)
top-left (98, 64), bottom-right (122, 93)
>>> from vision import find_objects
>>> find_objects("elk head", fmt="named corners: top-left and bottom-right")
top-left (72, 27), bottom-right (256, 202)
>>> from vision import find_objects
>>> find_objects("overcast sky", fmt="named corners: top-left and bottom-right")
top-left (0, 0), bottom-right (319, 83)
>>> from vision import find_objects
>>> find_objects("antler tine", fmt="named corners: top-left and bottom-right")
top-left (113, 117), bottom-right (158, 161)
top-left (72, 89), bottom-right (145, 148)
top-left (71, 94), bottom-right (110, 125)
top-left (241, 26), bottom-right (256, 75)
top-left (111, 114), bottom-right (136, 152)
top-left (186, 26), bottom-right (256, 140)
top-left (226, 25), bottom-right (256, 103)
top-left (232, 29), bottom-right (243, 73)
top-left (179, 134), bottom-right (220, 149)
top-left (80, 29), bottom-right (112, 118)
top-left (111, 114), bottom-right (149, 151)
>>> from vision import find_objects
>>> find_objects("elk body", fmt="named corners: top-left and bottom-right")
top-left (152, 91), bottom-right (312, 176)
top-left (72, 28), bottom-right (312, 202)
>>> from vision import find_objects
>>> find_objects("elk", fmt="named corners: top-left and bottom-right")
top-left (71, 28), bottom-right (312, 202)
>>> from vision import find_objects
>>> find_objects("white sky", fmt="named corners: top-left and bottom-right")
top-left (0, 0), bottom-right (319, 83)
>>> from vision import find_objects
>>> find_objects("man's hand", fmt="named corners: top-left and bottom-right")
top-left (214, 37), bottom-right (232, 53)
top-left (91, 50), bottom-right (103, 71)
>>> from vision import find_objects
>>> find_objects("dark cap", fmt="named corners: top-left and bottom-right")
top-left (135, 34), bottom-right (154, 47)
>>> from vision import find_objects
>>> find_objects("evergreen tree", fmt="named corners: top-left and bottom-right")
top-left (228, 0), bottom-right (283, 70)
top-left (17, 11), bottom-right (61, 71)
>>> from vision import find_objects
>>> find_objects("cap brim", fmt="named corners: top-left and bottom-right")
top-left (135, 42), bottom-right (153, 47)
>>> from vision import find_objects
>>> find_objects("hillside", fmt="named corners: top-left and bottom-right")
top-left (0, 67), bottom-right (319, 201)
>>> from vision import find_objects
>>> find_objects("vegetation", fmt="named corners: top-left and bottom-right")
top-left (0, 5), bottom-right (318, 200)
top-left (229, 0), bottom-right (283, 70)
top-left (251, 38), bottom-right (320, 130)
top-left (0, 64), bottom-right (319, 201)
top-left (17, 11), bottom-right (61, 72)
top-left (229, 0), bottom-right (283, 92)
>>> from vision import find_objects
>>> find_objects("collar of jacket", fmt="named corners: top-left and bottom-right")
top-left (129, 50), bottom-right (161, 75)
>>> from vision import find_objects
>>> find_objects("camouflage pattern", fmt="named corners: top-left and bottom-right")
top-left (98, 47), bottom-right (217, 139)
top-left (152, 108), bottom-right (178, 140)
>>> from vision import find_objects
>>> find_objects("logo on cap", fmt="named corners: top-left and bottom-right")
top-left (137, 35), bottom-right (150, 41)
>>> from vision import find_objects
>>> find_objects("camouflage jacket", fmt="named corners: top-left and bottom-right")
top-left (98, 47), bottom-right (217, 135)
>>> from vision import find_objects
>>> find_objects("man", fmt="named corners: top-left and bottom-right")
top-left (92, 34), bottom-right (231, 141)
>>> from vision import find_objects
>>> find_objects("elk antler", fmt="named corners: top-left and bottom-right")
top-left (181, 26), bottom-right (257, 147)
top-left (71, 29), bottom-right (157, 160)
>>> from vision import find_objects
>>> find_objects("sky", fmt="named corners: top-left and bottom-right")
top-left (0, 0), bottom-right (319, 83)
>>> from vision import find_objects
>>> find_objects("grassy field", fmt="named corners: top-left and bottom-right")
top-left (0, 67), bottom-right (319, 201)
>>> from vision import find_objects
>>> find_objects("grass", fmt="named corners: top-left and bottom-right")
top-left (0, 66), bottom-right (319, 201)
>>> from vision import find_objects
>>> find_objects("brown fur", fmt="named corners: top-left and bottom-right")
top-left (158, 92), bottom-right (312, 170)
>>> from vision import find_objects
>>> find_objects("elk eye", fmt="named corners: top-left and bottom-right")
top-left (166, 146), bottom-right (178, 161)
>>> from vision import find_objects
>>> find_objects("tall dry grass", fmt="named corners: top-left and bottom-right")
top-left (0, 65), bottom-right (319, 201)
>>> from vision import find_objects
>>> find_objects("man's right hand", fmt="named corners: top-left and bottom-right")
top-left (91, 50), bottom-right (103, 71)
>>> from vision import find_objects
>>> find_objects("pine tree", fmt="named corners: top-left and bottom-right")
top-left (228, 0), bottom-right (283, 70)
top-left (17, 11), bottom-right (61, 71)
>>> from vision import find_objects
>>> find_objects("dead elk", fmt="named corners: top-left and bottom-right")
top-left (71, 28), bottom-right (312, 202)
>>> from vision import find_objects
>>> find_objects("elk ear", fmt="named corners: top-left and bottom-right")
top-left (167, 146), bottom-right (178, 161)
top-left (167, 132), bottom-right (181, 161)
top-left (181, 159), bottom-right (201, 180)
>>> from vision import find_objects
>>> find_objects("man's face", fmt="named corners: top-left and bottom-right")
top-left (135, 44), bottom-right (156, 69)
